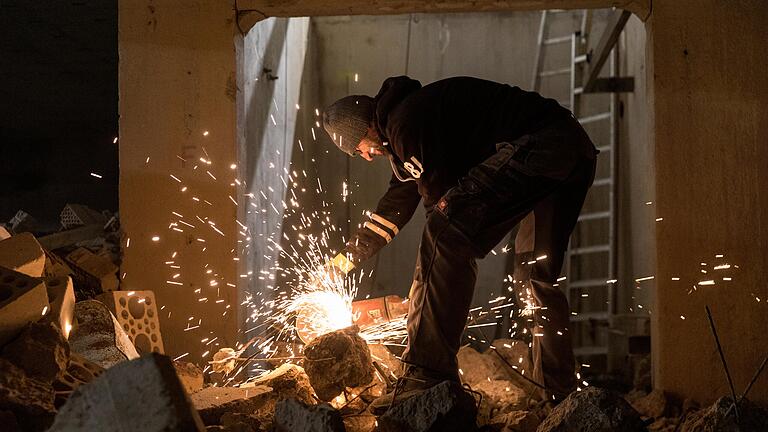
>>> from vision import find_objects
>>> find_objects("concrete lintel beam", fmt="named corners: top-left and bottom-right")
top-left (235, 0), bottom-right (652, 34)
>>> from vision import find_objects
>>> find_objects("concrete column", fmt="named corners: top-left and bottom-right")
top-left (648, 0), bottom-right (768, 405)
top-left (119, 0), bottom-right (239, 359)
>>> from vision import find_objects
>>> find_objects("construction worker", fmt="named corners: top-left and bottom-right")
top-left (322, 76), bottom-right (597, 414)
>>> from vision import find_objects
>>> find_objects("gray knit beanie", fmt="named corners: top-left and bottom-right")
top-left (322, 95), bottom-right (375, 156)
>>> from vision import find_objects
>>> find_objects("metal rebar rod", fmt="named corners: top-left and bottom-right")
top-left (725, 353), bottom-right (768, 418)
top-left (705, 305), bottom-right (740, 422)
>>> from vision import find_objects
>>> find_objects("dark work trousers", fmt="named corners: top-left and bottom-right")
top-left (401, 126), bottom-right (596, 400)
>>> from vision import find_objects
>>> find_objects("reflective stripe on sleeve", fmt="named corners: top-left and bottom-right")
top-left (368, 212), bottom-right (399, 235)
top-left (363, 221), bottom-right (393, 243)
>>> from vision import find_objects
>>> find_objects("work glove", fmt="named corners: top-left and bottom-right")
top-left (344, 225), bottom-right (387, 264)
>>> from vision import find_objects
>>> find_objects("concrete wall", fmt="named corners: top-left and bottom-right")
top-left (237, 17), bottom-right (310, 338)
top-left (119, 0), bottom-right (239, 361)
top-left (648, 0), bottom-right (768, 404)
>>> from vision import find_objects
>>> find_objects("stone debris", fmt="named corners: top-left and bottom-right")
top-left (97, 290), bottom-right (164, 353)
top-left (474, 379), bottom-right (529, 424)
top-left (0, 226), bottom-right (11, 241)
top-left (487, 410), bottom-right (541, 432)
top-left (0, 358), bottom-right (57, 431)
top-left (65, 247), bottom-right (119, 293)
top-left (191, 385), bottom-right (274, 425)
top-left (303, 325), bottom-right (375, 402)
top-left (378, 380), bottom-right (478, 432)
top-left (273, 398), bottom-right (346, 432)
top-left (43, 275), bottom-right (76, 338)
top-left (537, 386), bottom-right (646, 432)
top-left (678, 395), bottom-right (768, 432)
top-left (38, 224), bottom-right (106, 252)
top-left (68, 300), bottom-right (139, 368)
top-left (458, 345), bottom-right (514, 387)
top-left (630, 389), bottom-right (677, 420)
top-left (53, 352), bottom-right (104, 408)
top-left (0, 265), bottom-right (50, 346)
top-left (220, 411), bottom-right (262, 431)
top-left (174, 360), bottom-right (204, 394)
top-left (252, 363), bottom-right (315, 405)
top-left (2, 321), bottom-right (70, 383)
top-left (51, 353), bottom-right (205, 431)
top-left (0, 232), bottom-right (45, 277)
top-left (343, 414), bottom-right (377, 432)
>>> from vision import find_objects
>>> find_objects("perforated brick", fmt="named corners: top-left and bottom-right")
top-left (0, 265), bottom-right (49, 346)
top-left (59, 204), bottom-right (107, 230)
top-left (96, 290), bottom-right (164, 354)
top-left (44, 275), bottom-right (75, 339)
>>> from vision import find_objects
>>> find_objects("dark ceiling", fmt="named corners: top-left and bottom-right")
top-left (0, 0), bottom-right (118, 224)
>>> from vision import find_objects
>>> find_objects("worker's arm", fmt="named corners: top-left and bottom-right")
top-left (331, 173), bottom-right (421, 273)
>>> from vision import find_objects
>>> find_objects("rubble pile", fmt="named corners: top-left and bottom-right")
top-left (2, 211), bottom-right (766, 432)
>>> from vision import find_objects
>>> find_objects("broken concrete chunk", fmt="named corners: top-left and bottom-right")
top-left (44, 275), bottom-right (76, 339)
top-left (0, 265), bottom-right (49, 346)
top-left (378, 380), bottom-right (478, 432)
top-left (630, 389), bottom-right (676, 419)
top-left (2, 322), bottom-right (70, 383)
top-left (303, 325), bottom-right (374, 401)
top-left (253, 363), bottom-right (315, 405)
top-left (0, 226), bottom-right (11, 241)
top-left (220, 412), bottom-right (261, 432)
top-left (489, 410), bottom-right (540, 432)
top-left (0, 232), bottom-right (45, 277)
top-left (65, 247), bottom-right (119, 293)
top-left (38, 225), bottom-right (105, 251)
top-left (0, 358), bottom-right (56, 432)
top-left (537, 386), bottom-right (645, 432)
top-left (69, 300), bottom-right (139, 368)
top-left (273, 399), bottom-right (345, 432)
top-left (43, 249), bottom-right (73, 277)
top-left (458, 345), bottom-right (511, 387)
top-left (474, 379), bottom-right (528, 424)
top-left (679, 395), bottom-right (768, 432)
top-left (343, 414), bottom-right (377, 432)
top-left (50, 353), bottom-right (205, 431)
top-left (96, 290), bottom-right (165, 353)
top-left (190, 385), bottom-right (273, 425)
top-left (174, 360), bottom-right (204, 394)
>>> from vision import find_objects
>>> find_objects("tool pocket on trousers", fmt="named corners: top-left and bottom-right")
top-left (435, 176), bottom-right (489, 240)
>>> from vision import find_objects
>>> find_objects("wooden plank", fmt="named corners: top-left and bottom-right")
top-left (583, 9), bottom-right (631, 92)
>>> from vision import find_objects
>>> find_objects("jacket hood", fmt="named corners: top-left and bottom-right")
top-left (373, 76), bottom-right (422, 139)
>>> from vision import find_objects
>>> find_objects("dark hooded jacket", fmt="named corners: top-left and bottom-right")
top-left (342, 76), bottom-right (596, 264)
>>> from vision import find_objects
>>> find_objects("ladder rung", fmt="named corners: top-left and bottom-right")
top-left (578, 112), bottom-right (611, 124)
top-left (544, 35), bottom-right (572, 45)
top-left (539, 67), bottom-right (571, 77)
top-left (578, 211), bottom-right (610, 222)
top-left (568, 278), bottom-right (610, 288)
top-left (574, 346), bottom-right (609, 356)
top-left (571, 244), bottom-right (610, 255)
top-left (571, 311), bottom-right (610, 322)
top-left (592, 178), bottom-right (612, 187)
top-left (596, 145), bottom-right (611, 153)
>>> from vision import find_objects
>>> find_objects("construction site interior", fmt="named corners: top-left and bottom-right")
top-left (0, 1), bottom-right (766, 431)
